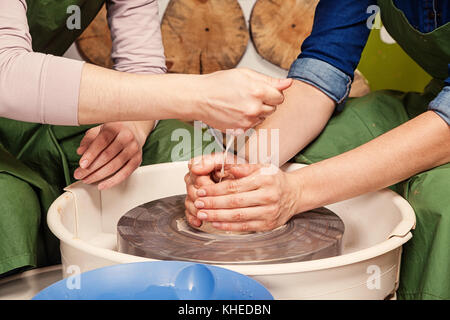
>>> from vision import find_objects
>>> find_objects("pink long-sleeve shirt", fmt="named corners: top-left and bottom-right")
top-left (0, 0), bottom-right (166, 125)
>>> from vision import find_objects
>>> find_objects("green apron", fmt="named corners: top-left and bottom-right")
top-left (295, 0), bottom-right (450, 299)
top-left (0, 1), bottom-right (216, 276)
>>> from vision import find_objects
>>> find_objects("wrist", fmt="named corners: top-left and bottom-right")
top-left (157, 74), bottom-right (206, 121)
top-left (287, 167), bottom-right (318, 215)
top-left (126, 121), bottom-right (154, 147)
top-left (184, 74), bottom-right (210, 122)
top-left (284, 171), bottom-right (303, 218)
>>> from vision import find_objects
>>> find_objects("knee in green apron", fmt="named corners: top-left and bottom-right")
top-left (0, 173), bottom-right (41, 275)
top-left (142, 120), bottom-right (221, 165)
top-left (295, 91), bottom-right (410, 164)
top-left (397, 163), bottom-right (450, 300)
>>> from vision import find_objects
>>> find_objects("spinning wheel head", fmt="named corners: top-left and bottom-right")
top-left (117, 195), bottom-right (345, 265)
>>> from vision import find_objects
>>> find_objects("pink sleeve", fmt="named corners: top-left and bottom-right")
top-left (0, 0), bottom-right (83, 125)
top-left (107, 0), bottom-right (167, 74)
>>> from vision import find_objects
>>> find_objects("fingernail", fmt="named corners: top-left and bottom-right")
top-left (80, 159), bottom-right (89, 169)
top-left (197, 212), bottom-right (207, 220)
top-left (194, 200), bottom-right (204, 208)
top-left (197, 189), bottom-right (206, 197)
top-left (74, 170), bottom-right (82, 179)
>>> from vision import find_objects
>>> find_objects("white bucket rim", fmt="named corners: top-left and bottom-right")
top-left (47, 162), bottom-right (415, 276)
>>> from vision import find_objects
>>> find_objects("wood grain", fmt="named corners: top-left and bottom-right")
top-left (161, 0), bottom-right (249, 74)
top-left (250, 0), bottom-right (319, 70)
top-left (76, 5), bottom-right (113, 69)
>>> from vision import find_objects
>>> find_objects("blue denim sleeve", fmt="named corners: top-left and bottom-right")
top-left (429, 87), bottom-right (450, 125)
top-left (288, 0), bottom-right (376, 104)
top-left (428, 64), bottom-right (450, 125)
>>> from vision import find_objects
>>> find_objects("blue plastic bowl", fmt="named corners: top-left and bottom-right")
top-left (33, 261), bottom-right (273, 300)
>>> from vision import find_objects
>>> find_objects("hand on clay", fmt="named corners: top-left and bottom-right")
top-left (184, 152), bottom-right (239, 228)
top-left (185, 153), bottom-right (300, 232)
top-left (74, 121), bottom-right (150, 190)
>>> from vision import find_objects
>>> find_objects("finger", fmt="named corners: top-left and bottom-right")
top-left (197, 206), bottom-right (274, 223)
top-left (82, 146), bottom-right (138, 184)
top-left (244, 70), bottom-right (293, 91)
top-left (97, 155), bottom-right (142, 190)
top-left (75, 139), bottom-right (134, 180)
top-left (194, 174), bottom-right (216, 188)
top-left (194, 189), bottom-right (273, 209)
top-left (270, 78), bottom-right (293, 91)
top-left (227, 164), bottom-right (262, 179)
top-left (186, 182), bottom-right (198, 201)
top-left (79, 128), bottom-right (117, 169)
top-left (197, 173), bottom-right (261, 197)
top-left (184, 197), bottom-right (198, 218)
top-left (207, 164), bottom-right (262, 188)
top-left (77, 127), bottom-right (101, 155)
top-left (211, 220), bottom-right (269, 233)
top-left (186, 210), bottom-right (202, 228)
top-left (262, 104), bottom-right (277, 117)
top-left (260, 85), bottom-right (285, 106)
top-left (189, 153), bottom-right (227, 176)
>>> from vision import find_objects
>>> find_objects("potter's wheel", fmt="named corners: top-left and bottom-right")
top-left (117, 195), bottom-right (345, 265)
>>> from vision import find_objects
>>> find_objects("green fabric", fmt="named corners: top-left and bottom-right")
top-left (0, 119), bottom-right (217, 275)
top-left (0, 142), bottom-right (61, 275)
top-left (26, 0), bottom-right (105, 56)
top-left (294, 1), bottom-right (450, 299)
top-left (377, 0), bottom-right (450, 81)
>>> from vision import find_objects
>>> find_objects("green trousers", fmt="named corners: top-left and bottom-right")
top-left (294, 81), bottom-right (450, 300)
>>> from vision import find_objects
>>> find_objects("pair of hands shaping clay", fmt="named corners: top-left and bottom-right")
top-left (190, 154), bottom-right (254, 236)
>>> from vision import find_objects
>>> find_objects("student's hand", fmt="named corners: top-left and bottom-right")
top-left (74, 121), bottom-right (152, 190)
top-left (184, 153), bottom-right (245, 227)
top-left (185, 153), bottom-right (300, 232)
top-left (195, 69), bottom-right (293, 132)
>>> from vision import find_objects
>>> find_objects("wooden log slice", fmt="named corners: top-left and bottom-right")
top-left (76, 5), bottom-right (113, 69)
top-left (161, 0), bottom-right (249, 74)
top-left (250, 0), bottom-right (370, 97)
top-left (250, 0), bottom-right (319, 71)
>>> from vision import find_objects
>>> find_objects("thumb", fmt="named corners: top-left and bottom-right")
top-left (77, 127), bottom-right (101, 155)
top-left (226, 163), bottom-right (262, 179)
top-left (269, 77), bottom-right (293, 91)
top-left (189, 153), bottom-right (226, 175)
top-left (248, 70), bottom-right (292, 91)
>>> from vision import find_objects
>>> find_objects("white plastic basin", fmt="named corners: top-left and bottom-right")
top-left (47, 162), bottom-right (415, 299)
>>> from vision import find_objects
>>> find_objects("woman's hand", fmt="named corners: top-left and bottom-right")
top-left (195, 69), bottom-right (293, 132)
top-left (74, 121), bottom-right (153, 190)
top-left (184, 153), bottom-right (238, 227)
top-left (185, 153), bottom-right (301, 232)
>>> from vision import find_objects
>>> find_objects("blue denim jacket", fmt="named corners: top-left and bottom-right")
top-left (287, 0), bottom-right (450, 125)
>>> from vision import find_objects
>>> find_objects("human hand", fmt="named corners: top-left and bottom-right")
top-left (195, 68), bottom-right (292, 132)
top-left (184, 153), bottom-right (246, 227)
top-left (185, 153), bottom-right (300, 232)
top-left (74, 121), bottom-right (151, 190)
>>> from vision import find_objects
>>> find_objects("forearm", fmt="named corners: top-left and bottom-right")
top-left (78, 63), bottom-right (199, 124)
top-left (243, 80), bottom-right (335, 165)
top-left (292, 111), bottom-right (450, 213)
top-left (106, 0), bottom-right (167, 137)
